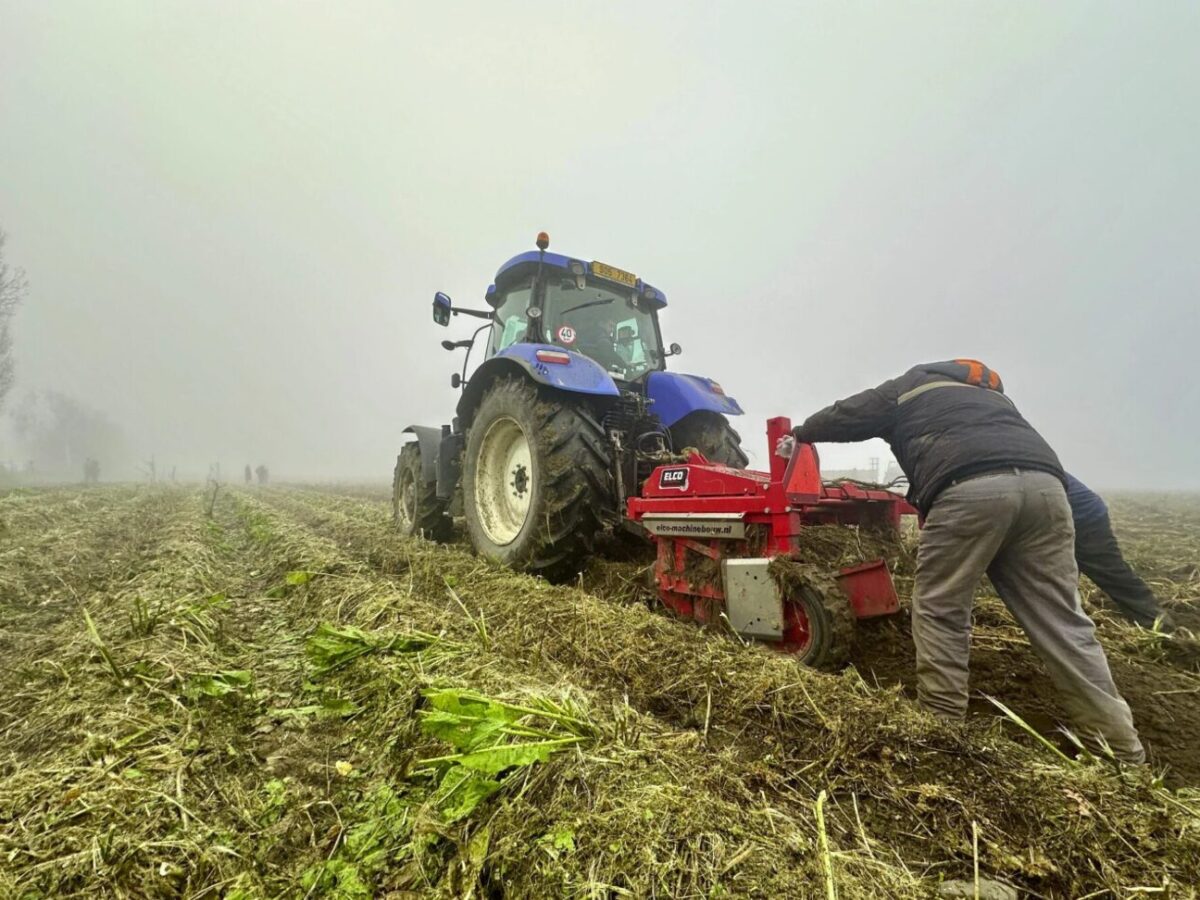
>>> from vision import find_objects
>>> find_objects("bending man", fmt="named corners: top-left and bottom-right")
top-left (783, 359), bottom-right (1144, 763)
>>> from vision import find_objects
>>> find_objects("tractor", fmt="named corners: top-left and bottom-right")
top-left (394, 232), bottom-right (748, 580)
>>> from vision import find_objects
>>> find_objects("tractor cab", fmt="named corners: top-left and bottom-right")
top-left (483, 242), bottom-right (671, 385)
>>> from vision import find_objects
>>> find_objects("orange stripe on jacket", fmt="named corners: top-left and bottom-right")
top-left (954, 358), bottom-right (985, 386)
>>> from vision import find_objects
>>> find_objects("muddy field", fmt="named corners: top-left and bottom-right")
top-left (1, 485), bottom-right (1198, 898)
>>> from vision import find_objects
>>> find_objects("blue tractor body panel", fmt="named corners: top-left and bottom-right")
top-left (495, 250), bottom-right (575, 280)
top-left (495, 343), bottom-right (621, 395)
top-left (456, 344), bottom-right (620, 422)
top-left (646, 371), bottom-right (745, 428)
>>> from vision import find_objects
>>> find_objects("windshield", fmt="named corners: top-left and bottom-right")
top-left (543, 280), bottom-right (661, 379)
top-left (489, 276), bottom-right (663, 380)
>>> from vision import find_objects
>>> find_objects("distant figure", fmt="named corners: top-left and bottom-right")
top-left (83, 458), bottom-right (100, 484)
top-left (255, 464), bottom-right (269, 485)
top-left (244, 464), bottom-right (252, 485)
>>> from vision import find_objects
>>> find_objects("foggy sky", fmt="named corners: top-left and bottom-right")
top-left (1, 1), bottom-right (1197, 487)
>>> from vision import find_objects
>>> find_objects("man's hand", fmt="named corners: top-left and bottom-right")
top-left (775, 434), bottom-right (796, 459)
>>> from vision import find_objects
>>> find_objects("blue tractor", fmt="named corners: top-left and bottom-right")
top-left (395, 232), bottom-right (748, 580)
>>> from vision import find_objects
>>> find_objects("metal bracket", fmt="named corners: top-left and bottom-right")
top-left (721, 558), bottom-right (783, 640)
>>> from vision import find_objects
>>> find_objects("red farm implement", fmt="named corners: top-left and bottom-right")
top-left (626, 417), bottom-right (916, 666)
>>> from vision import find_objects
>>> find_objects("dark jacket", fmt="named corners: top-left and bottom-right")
top-left (793, 360), bottom-right (1065, 513)
top-left (1064, 473), bottom-right (1109, 527)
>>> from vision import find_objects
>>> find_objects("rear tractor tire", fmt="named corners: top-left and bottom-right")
top-left (393, 443), bottom-right (452, 541)
top-left (670, 411), bottom-right (749, 468)
top-left (463, 378), bottom-right (613, 581)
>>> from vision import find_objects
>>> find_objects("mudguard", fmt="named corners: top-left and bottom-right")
top-left (401, 425), bottom-right (444, 482)
top-left (456, 344), bottom-right (620, 422)
top-left (646, 371), bottom-right (744, 428)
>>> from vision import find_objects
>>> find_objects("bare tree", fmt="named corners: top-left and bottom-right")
top-left (0, 230), bottom-right (28, 412)
top-left (11, 390), bottom-right (129, 479)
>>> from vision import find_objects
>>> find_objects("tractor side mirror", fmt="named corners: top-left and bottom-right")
top-left (665, 342), bottom-right (682, 358)
top-left (433, 292), bottom-right (452, 326)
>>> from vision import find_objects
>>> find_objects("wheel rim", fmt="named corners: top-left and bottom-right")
top-left (781, 595), bottom-right (816, 656)
top-left (474, 415), bottom-right (533, 545)
top-left (397, 466), bottom-right (417, 529)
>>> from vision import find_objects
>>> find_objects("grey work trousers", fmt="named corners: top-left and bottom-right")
top-left (912, 469), bottom-right (1145, 764)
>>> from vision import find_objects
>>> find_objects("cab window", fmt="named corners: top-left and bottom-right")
top-left (490, 286), bottom-right (530, 354)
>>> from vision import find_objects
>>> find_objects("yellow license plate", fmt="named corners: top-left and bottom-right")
top-left (591, 261), bottom-right (637, 287)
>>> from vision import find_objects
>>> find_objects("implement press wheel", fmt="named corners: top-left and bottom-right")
top-left (780, 583), bottom-right (853, 669)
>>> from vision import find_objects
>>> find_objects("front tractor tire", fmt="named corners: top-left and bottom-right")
top-left (463, 378), bottom-right (612, 581)
top-left (393, 443), bottom-right (452, 541)
top-left (670, 411), bottom-right (749, 468)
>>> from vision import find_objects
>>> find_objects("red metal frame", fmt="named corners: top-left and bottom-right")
top-left (627, 417), bottom-right (916, 653)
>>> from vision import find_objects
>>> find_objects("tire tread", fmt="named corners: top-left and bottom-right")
top-left (393, 444), bottom-right (453, 541)
top-left (463, 378), bottom-right (613, 580)
top-left (670, 411), bottom-right (749, 468)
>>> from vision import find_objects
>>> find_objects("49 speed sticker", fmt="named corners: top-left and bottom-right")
top-left (658, 467), bottom-right (689, 491)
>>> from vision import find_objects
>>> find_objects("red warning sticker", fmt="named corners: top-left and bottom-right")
top-left (556, 325), bottom-right (577, 345)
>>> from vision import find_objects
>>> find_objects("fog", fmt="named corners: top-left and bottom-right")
top-left (1, 1), bottom-right (1197, 487)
